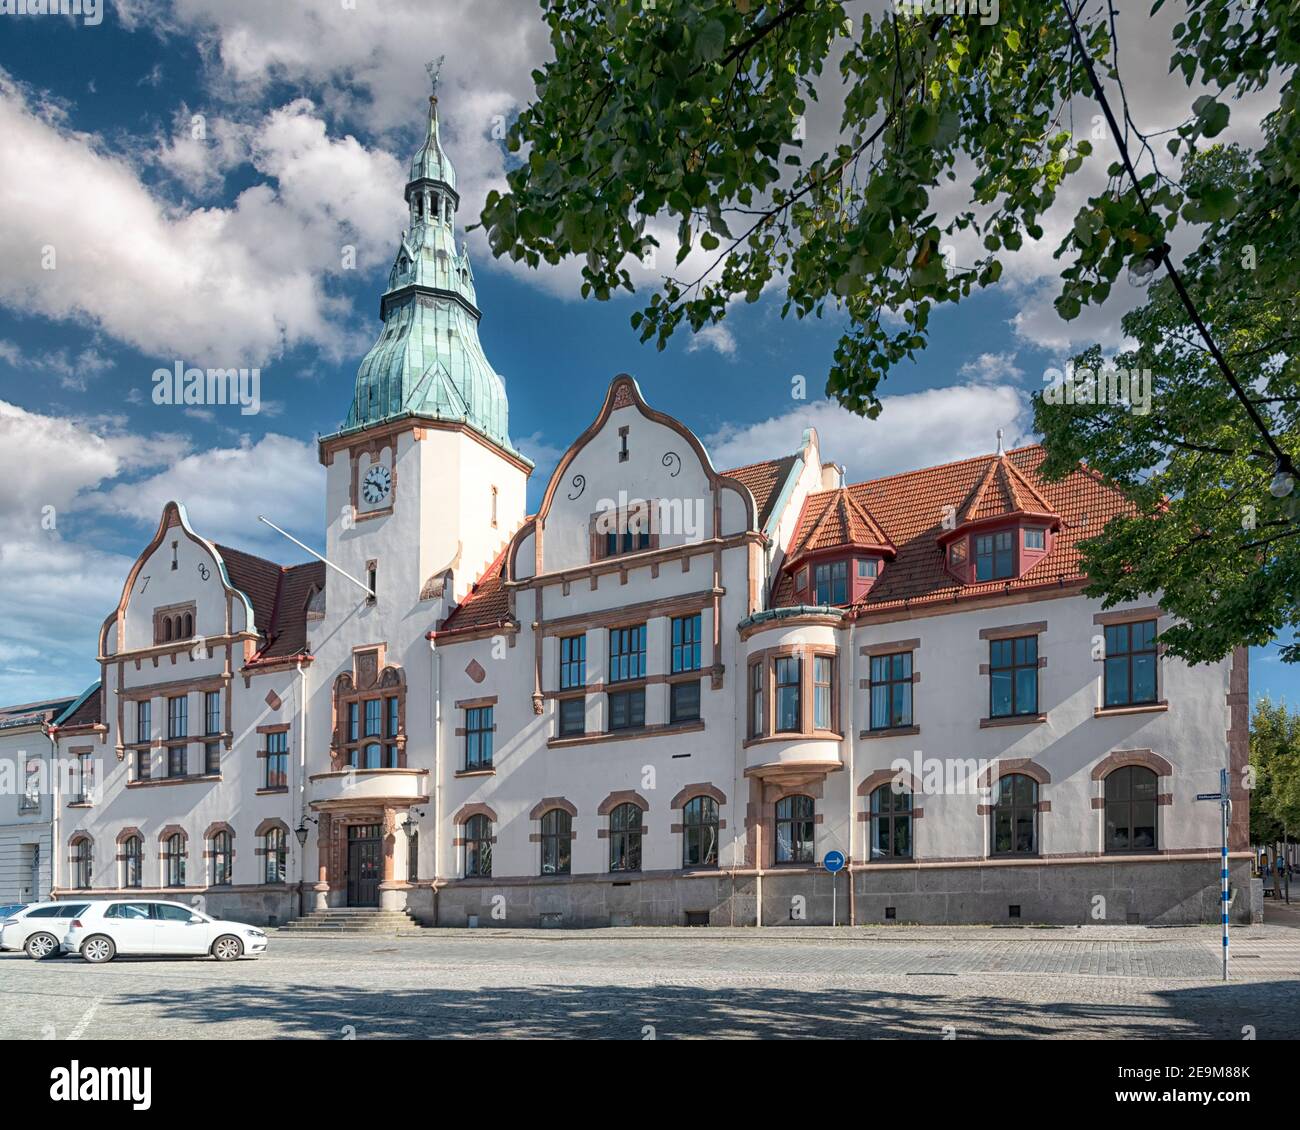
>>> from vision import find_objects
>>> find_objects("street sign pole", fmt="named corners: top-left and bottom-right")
top-left (823, 851), bottom-right (846, 928)
top-left (1220, 767), bottom-right (1230, 983)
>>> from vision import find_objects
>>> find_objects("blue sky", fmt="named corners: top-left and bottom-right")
top-left (0, 1), bottom-right (1293, 708)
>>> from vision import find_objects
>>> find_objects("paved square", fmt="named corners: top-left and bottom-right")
top-left (3, 924), bottom-right (1297, 1040)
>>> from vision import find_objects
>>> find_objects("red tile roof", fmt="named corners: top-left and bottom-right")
top-left (215, 544), bottom-right (325, 664)
top-left (435, 542), bottom-right (514, 637)
top-left (774, 445), bottom-right (1131, 614)
top-left (955, 451), bottom-right (1058, 527)
top-left (724, 454), bottom-right (799, 529)
top-left (788, 487), bottom-right (895, 561)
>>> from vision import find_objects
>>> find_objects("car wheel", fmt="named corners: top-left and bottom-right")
top-left (81, 935), bottom-right (115, 964)
top-left (211, 935), bottom-right (243, 962)
top-left (24, 933), bottom-right (60, 960)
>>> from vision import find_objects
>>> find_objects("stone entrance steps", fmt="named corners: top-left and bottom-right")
top-left (277, 908), bottom-right (425, 935)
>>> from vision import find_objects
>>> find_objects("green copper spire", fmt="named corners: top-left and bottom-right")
top-left (340, 91), bottom-right (525, 462)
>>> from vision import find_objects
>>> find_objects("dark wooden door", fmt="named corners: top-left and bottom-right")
top-left (346, 824), bottom-right (382, 907)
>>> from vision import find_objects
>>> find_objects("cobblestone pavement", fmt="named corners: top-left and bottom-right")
top-left (2, 924), bottom-right (1297, 1040)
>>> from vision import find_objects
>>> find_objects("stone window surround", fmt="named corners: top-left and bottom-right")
top-left (668, 783), bottom-right (728, 835)
top-left (1092, 607), bottom-right (1168, 716)
top-left (68, 833), bottom-right (93, 887)
top-left (152, 601), bottom-right (196, 646)
top-left (743, 643), bottom-right (842, 746)
top-left (158, 823), bottom-right (189, 885)
top-left (975, 761), bottom-right (1052, 864)
top-left (452, 803), bottom-right (498, 847)
top-left (977, 621), bottom-right (1048, 727)
top-left (854, 770), bottom-right (924, 863)
top-left (596, 790), bottom-right (650, 840)
top-left (119, 676), bottom-right (232, 758)
top-left (744, 777), bottom-right (826, 870)
top-left (202, 821), bottom-right (236, 861)
top-left (527, 797), bottom-right (579, 844)
top-left (114, 826), bottom-right (145, 862)
top-left (1089, 748), bottom-right (1174, 811)
top-left (588, 499), bottom-right (662, 562)
top-left (858, 638), bottom-right (921, 738)
top-left (331, 644), bottom-right (407, 770)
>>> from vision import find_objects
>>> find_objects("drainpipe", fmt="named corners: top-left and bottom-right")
top-left (47, 723), bottom-right (59, 901)
top-left (845, 624), bottom-right (856, 927)
top-left (429, 632), bottom-right (442, 920)
top-left (295, 657), bottom-right (308, 918)
top-left (755, 823), bottom-right (763, 927)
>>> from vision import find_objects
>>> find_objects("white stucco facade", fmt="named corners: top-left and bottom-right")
top-left (40, 94), bottom-right (1253, 929)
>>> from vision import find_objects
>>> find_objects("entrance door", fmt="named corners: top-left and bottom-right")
top-left (346, 824), bottom-right (382, 907)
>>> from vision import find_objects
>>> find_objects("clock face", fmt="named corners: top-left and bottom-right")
top-left (361, 463), bottom-right (392, 505)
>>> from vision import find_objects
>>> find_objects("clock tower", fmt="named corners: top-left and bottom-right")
top-left (318, 89), bottom-right (531, 628)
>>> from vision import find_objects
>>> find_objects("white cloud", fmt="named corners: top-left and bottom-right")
top-left (959, 351), bottom-right (1024, 385)
top-left (707, 383), bottom-right (1034, 483)
top-left (0, 402), bottom-right (324, 702)
top-left (0, 401), bottom-right (174, 703)
top-left (0, 338), bottom-right (116, 391)
top-left (93, 432), bottom-right (323, 554)
top-left (0, 72), bottom-right (405, 366)
top-left (686, 324), bottom-right (738, 357)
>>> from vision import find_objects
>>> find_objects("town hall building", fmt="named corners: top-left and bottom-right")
top-left (32, 91), bottom-right (1252, 928)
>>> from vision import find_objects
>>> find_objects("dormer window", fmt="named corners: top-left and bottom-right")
top-left (813, 560), bottom-right (848, 605)
top-left (949, 541), bottom-right (967, 567)
top-left (857, 559), bottom-right (878, 579)
top-left (796, 566), bottom-right (808, 592)
top-left (1024, 528), bottom-right (1045, 550)
top-left (974, 530), bottom-right (1015, 581)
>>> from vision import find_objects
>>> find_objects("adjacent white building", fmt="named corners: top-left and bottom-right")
top-left (46, 92), bottom-right (1253, 927)
top-left (0, 696), bottom-right (76, 904)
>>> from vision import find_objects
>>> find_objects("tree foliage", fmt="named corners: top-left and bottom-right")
top-left (1250, 698), bottom-right (1300, 848)
top-left (482, 1), bottom-right (1300, 661)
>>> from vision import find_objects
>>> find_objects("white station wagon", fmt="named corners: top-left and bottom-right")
top-left (0, 901), bottom-right (92, 959)
top-left (62, 900), bottom-right (268, 963)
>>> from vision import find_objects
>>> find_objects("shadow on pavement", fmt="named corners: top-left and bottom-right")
top-left (117, 978), bottom-right (1300, 1039)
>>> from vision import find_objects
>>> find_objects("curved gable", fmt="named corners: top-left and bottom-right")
top-left (100, 501), bottom-right (258, 656)
top-left (530, 375), bottom-right (756, 576)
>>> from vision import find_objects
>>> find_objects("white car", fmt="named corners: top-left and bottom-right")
top-left (0, 901), bottom-right (92, 959)
top-left (62, 900), bottom-right (268, 963)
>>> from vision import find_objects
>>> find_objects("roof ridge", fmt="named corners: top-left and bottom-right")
top-left (721, 452), bottom-right (799, 476)
top-left (839, 442), bottom-right (1045, 493)
top-left (957, 456), bottom-right (1001, 524)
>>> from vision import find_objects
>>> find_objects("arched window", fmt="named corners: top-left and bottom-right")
top-left (264, 827), bottom-right (287, 883)
top-left (465, 814), bottom-right (492, 878)
top-left (608, 803), bottom-right (643, 873)
top-left (163, 833), bottom-right (187, 887)
top-left (1105, 766), bottom-right (1158, 852)
top-left (163, 617), bottom-right (174, 642)
top-left (211, 831), bottom-right (233, 886)
top-left (181, 611), bottom-right (193, 638)
top-left (682, 796), bottom-right (719, 868)
top-left (122, 835), bottom-right (142, 888)
top-left (991, 774), bottom-right (1038, 856)
top-left (71, 836), bottom-right (92, 889)
top-left (540, 808), bottom-right (572, 876)
top-left (869, 785), bottom-right (912, 859)
top-left (775, 795), bottom-right (815, 864)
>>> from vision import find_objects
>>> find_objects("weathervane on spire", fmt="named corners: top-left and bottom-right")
top-left (426, 56), bottom-right (445, 99)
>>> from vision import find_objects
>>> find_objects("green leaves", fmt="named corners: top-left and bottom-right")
top-left (481, 2), bottom-right (1300, 665)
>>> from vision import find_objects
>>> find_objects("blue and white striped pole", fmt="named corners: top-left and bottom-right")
top-left (1220, 766), bottom-right (1230, 982)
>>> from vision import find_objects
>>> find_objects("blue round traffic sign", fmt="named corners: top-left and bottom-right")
top-left (823, 850), bottom-right (845, 873)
